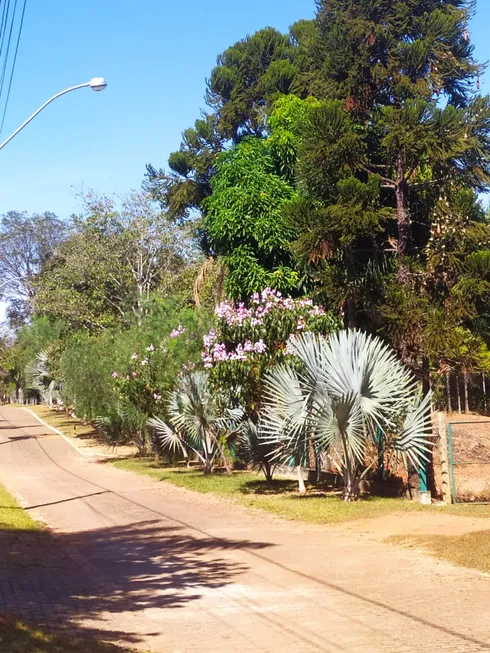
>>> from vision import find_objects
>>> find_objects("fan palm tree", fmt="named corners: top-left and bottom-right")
top-left (148, 371), bottom-right (242, 475)
top-left (25, 350), bottom-right (60, 406)
top-left (260, 330), bottom-right (432, 500)
top-left (236, 419), bottom-right (278, 485)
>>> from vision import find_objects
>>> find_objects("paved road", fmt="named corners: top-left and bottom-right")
top-left (0, 406), bottom-right (489, 653)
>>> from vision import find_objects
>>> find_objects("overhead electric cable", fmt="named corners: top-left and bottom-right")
top-left (0, 0), bottom-right (12, 61)
top-left (0, 0), bottom-right (19, 107)
top-left (0, 0), bottom-right (27, 132)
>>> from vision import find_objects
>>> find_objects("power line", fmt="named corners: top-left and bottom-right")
top-left (0, 0), bottom-right (28, 135)
top-left (0, 0), bottom-right (19, 105)
top-left (0, 1), bottom-right (12, 62)
top-left (0, 0), bottom-right (26, 133)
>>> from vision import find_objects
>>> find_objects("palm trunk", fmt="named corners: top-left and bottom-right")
top-left (203, 458), bottom-right (213, 475)
top-left (343, 464), bottom-right (360, 501)
top-left (342, 441), bottom-right (360, 501)
top-left (262, 460), bottom-right (274, 486)
top-left (315, 446), bottom-right (322, 485)
top-left (296, 465), bottom-right (306, 495)
top-left (211, 434), bottom-right (232, 475)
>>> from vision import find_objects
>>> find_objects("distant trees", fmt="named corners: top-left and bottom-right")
top-left (0, 211), bottom-right (67, 327)
top-left (34, 191), bottom-right (191, 330)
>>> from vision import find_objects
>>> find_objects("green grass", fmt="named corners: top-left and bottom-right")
top-left (0, 618), bottom-right (145, 653)
top-left (111, 459), bottom-right (429, 524)
top-left (0, 485), bottom-right (40, 531)
top-left (112, 459), bottom-right (490, 524)
top-left (390, 531), bottom-right (490, 574)
top-left (25, 405), bottom-right (97, 440)
top-left (0, 485), bottom-right (147, 652)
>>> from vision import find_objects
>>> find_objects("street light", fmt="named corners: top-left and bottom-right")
top-left (0, 77), bottom-right (107, 151)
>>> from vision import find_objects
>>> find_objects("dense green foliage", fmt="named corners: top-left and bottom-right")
top-left (203, 138), bottom-right (300, 298)
top-left (3, 0), bottom-right (490, 497)
top-left (60, 300), bottom-right (210, 452)
top-left (145, 0), bottom-right (490, 405)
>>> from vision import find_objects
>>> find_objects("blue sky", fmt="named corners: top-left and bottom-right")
top-left (0, 1), bottom-right (489, 219)
top-left (0, 0), bottom-right (315, 217)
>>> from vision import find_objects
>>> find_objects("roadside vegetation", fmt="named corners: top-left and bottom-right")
top-left (0, 618), bottom-right (144, 653)
top-left (0, 485), bottom-right (39, 531)
top-left (1, 0), bottom-right (490, 572)
top-left (26, 404), bottom-right (97, 440)
top-left (390, 531), bottom-right (490, 575)
top-left (112, 459), bottom-right (490, 525)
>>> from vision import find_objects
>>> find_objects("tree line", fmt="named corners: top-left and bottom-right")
top-left (0, 1), bottom-right (489, 481)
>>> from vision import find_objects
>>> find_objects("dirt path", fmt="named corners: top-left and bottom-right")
top-left (0, 406), bottom-right (489, 653)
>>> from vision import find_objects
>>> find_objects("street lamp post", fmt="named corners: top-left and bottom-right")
top-left (0, 77), bottom-right (107, 151)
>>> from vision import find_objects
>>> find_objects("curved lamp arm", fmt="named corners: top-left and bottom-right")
top-left (0, 78), bottom-right (107, 151)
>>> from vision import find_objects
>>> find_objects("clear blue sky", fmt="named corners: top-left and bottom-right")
top-left (0, 0), bottom-right (316, 218)
top-left (0, 0), bottom-right (489, 219)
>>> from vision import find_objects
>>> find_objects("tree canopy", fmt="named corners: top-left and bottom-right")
top-left (4, 0), bottom-right (490, 451)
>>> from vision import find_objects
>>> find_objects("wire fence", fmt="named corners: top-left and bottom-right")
top-left (447, 419), bottom-right (490, 503)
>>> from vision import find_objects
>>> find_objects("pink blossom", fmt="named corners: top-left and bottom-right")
top-left (203, 329), bottom-right (217, 350)
top-left (254, 339), bottom-right (267, 354)
top-left (235, 344), bottom-right (248, 361)
top-left (131, 353), bottom-right (138, 360)
top-left (251, 317), bottom-right (263, 327)
top-left (153, 393), bottom-right (162, 401)
top-left (285, 337), bottom-right (296, 355)
top-left (141, 358), bottom-right (149, 366)
top-left (297, 319), bottom-right (305, 331)
top-left (243, 340), bottom-right (255, 352)
top-left (132, 371), bottom-right (138, 378)
top-left (201, 352), bottom-right (214, 369)
top-left (170, 325), bottom-right (186, 338)
top-left (213, 343), bottom-right (228, 362)
top-left (261, 288), bottom-right (282, 303)
top-left (235, 303), bottom-right (251, 326)
top-left (309, 305), bottom-right (326, 317)
top-left (147, 344), bottom-right (155, 352)
top-left (215, 301), bottom-right (234, 320)
top-left (298, 298), bottom-right (313, 308)
top-left (112, 372), bottom-right (119, 379)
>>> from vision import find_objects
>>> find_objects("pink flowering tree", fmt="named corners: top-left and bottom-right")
top-left (104, 325), bottom-right (198, 455)
top-left (202, 288), bottom-right (341, 414)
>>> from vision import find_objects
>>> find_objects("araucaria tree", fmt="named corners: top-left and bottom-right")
top-left (286, 0), bottom-right (490, 387)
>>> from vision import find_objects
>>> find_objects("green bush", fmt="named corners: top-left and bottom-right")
top-left (59, 298), bottom-right (211, 427)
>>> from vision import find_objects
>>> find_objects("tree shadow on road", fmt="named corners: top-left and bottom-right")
top-left (0, 521), bottom-right (273, 646)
